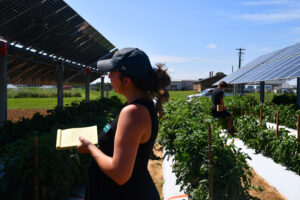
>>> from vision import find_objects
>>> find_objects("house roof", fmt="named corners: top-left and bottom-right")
top-left (194, 75), bottom-right (226, 84)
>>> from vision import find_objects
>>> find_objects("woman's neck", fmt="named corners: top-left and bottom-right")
top-left (124, 89), bottom-right (151, 104)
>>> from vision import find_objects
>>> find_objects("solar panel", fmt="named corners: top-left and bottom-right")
top-left (236, 55), bottom-right (299, 83)
top-left (214, 66), bottom-right (253, 85)
top-left (271, 44), bottom-right (300, 60)
top-left (287, 63), bottom-right (300, 78)
top-left (264, 56), bottom-right (299, 80)
top-left (0, 0), bottom-right (115, 67)
top-left (218, 43), bottom-right (300, 84)
top-left (0, 0), bottom-right (116, 85)
top-left (256, 58), bottom-right (289, 80)
top-left (271, 56), bottom-right (300, 79)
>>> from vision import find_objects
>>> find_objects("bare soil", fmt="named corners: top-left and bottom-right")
top-left (7, 109), bottom-right (49, 122)
top-left (7, 109), bottom-right (287, 200)
top-left (248, 168), bottom-right (286, 200)
top-left (148, 144), bottom-right (164, 199)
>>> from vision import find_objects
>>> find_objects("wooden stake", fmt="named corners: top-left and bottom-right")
top-left (249, 104), bottom-right (251, 116)
top-left (34, 137), bottom-right (39, 200)
top-left (208, 126), bottom-right (213, 200)
top-left (233, 105), bottom-right (236, 115)
top-left (276, 111), bottom-right (279, 137)
top-left (241, 104), bottom-right (243, 116)
top-left (260, 107), bottom-right (262, 128)
top-left (297, 116), bottom-right (300, 144)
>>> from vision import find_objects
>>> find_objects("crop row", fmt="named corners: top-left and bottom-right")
top-left (0, 97), bottom-right (124, 200)
top-left (225, 96), bottom-right (300, 175)
top-left (159, 98), bottom-right (253, 200)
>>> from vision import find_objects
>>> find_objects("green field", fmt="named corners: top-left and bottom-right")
top-left (7, 89), bottom-right (197, 109)
top-left (245, 92), bottom-right (275, 102)
top-left (8, 87), bottom-right (281, 109)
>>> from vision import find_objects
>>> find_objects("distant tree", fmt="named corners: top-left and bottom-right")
top-left (215, 72), bottom-right (226, 76)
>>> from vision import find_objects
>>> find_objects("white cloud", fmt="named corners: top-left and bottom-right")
top-left (206, 44), bottom-right (217, 49)
top-left (238, 9), bottom-right (300, 23)
top-left (240, 0), bottom-right (290, 6)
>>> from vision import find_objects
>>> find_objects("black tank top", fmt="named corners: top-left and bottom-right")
top-left (85, 98), bottom-right (160, 200)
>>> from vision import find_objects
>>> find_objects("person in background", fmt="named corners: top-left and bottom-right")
top-left (155, 88), bottom-right (170, 119)
top-left (77, 48), bottom-right (170, 200)
top-left (211, 81), bottom-right (235, 135)
top-left (150, 87), bottom-right (170, 160)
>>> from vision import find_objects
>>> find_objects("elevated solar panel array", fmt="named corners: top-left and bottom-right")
top-left (216, 43), bottom-right (300, 84)
top-left (0, 0), bottom-right (116, 85)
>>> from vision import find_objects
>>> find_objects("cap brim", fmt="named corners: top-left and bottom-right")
top-left (97, 59), bottom-right (115, 72)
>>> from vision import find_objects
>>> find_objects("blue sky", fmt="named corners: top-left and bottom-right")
top-left (65, 0), bottom-right (300, 82)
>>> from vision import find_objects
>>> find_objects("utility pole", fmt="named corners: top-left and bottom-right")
top-left (236, 48), bottom-right (246, 94)
top-left (232, 65), bottom-right (234, 72)
top-left (236, 48), bottom-right (245, 69)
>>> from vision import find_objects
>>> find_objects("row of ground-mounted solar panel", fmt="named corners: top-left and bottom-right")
top-left (0, 0), bottom-right (115, 68)
top-left (218, 43), bottom-right (300, 84)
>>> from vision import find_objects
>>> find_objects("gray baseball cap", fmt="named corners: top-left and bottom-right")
top-left (97, 48), bottom-right (153, 78)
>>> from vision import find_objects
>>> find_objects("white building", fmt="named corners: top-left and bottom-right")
top-left (168, 80), bottom-right (197, 91)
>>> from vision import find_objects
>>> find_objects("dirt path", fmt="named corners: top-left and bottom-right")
top-left (148, 144), bottom-right (164, 199)
top-left (248, 168), bottom-right (286, 200)
top-left (7, 109), bottom-right (287, 199)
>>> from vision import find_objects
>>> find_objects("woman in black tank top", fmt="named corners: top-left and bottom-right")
top-left (77, 48), bottom-right (170, 200)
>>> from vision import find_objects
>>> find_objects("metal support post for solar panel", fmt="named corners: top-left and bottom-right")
top-left (233, 84), bottom-right (236, 94)
top-left (57, 62), bottom-right (64, 108)
top-left (0, 51), bottom-right (7, 128)
top-left (260, 81), bottom-right (265, 103)
top-left (85, 73), bottom-right (91, 103)
top-left (297, 77), bottom-right (300, 108)
top-left (241, 83), bottom-right (245, 95)
top-left (106, 84), bottom-right (109, 98)
top-left (101, 76), bottom-right (104, 98)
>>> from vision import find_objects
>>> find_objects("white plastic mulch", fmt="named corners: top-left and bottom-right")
top-left (265, 122), bottom-right (298, 137)
top-left (227, 135), bottom-right (300, 200)
top-left (162, 127), bottom-right (300, 200)
top-left (163, 153), bottom-right (188, 200)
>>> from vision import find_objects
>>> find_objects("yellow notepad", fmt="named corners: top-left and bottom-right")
top-left (56, 125), bottom-right (98, 150)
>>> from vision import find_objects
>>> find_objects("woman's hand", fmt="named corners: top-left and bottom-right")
top-left (77, 136), bottom-right (92, 154)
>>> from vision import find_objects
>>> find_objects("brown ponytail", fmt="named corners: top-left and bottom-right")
top-left (121, 63), bottom-right (171, 98)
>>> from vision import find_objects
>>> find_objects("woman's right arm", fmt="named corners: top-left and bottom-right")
top-left (77, 104), bottom-right (151, 185)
